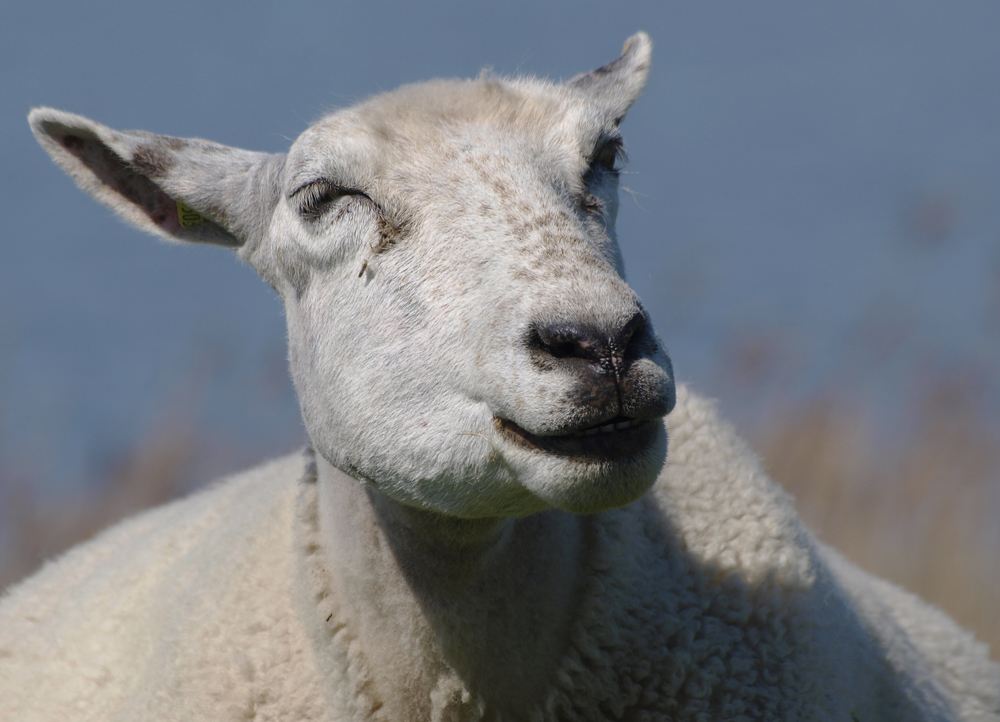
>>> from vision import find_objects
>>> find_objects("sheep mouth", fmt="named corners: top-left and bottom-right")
top-left (495, 415), bottom-right (660, 460)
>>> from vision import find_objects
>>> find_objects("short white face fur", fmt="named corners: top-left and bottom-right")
top-left (29, 33), bottom-right (675, 518)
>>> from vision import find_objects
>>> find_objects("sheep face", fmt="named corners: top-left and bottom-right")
top-left (29, 33), bottom-right (674, 518)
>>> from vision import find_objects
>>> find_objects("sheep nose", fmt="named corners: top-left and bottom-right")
top-left (532, 310), bottom-right (646, 377)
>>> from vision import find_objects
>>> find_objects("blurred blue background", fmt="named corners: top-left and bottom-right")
top-left (2, 0), bottom-right (998, 496)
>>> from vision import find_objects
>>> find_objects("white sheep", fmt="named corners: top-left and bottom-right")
top-left (1, 33), bottom-right (997, 722)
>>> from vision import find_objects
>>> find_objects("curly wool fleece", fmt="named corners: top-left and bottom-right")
top-left (0, 386), bottom-right (997, 721)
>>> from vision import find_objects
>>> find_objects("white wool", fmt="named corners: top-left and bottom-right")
top-left (1, 389), bottom-right (996, 720)
top-left (3, 33), bottom-right (997, 720)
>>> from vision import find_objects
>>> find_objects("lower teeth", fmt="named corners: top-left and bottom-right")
top-left (571, 419), bottom-right (642, 437)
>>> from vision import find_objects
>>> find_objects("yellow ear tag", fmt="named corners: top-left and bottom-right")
top-left (177, 201), bottom-right (206, 228)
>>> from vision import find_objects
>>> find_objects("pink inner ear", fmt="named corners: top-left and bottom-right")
top-left (58, 130), bottom-right (181, 232)
top-left (151, 188), bottom-right (181, 232)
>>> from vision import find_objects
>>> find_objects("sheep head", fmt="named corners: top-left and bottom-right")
top-left (29, 32), bottom-right (675, 518)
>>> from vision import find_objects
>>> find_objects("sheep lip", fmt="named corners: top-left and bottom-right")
top-left (494, 415), bottom-right (660, 459)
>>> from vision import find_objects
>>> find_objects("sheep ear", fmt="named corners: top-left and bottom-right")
top-left (568, 32), bottom-right (652, 124)
top-left (28, 107), bottom-right (285, 249)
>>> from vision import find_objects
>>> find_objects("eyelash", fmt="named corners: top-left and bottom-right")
top-left (580, 140), bottom-right (625, 213)
top-left (590, 140), bottom-right (626, 176)
top-left (293, 180), bottom-right (367, 221)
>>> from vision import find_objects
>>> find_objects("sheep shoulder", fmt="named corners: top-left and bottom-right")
top-left (639, 386), bottom-right (1000, 720)
top-left (0, 452), bottom-right (331, 721)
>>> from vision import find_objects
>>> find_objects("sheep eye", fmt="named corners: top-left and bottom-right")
top-left (590, 140), bottom-right (624, 175)
top-left (293, 180), bottom-right (365, 221)
top-left (295, 181), bottom-right (342, 220)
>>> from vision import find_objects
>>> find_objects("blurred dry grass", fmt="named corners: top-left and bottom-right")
top-left (753, 381), bottom-right (1000, 657)
top-left (1, 378), bottom-right (997, 661)
top-left (0, 423), bottom-right (199, 590)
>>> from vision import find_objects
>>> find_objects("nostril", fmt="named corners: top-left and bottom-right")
top-left (529, 310), bottom-right (650, 368)
top-left (531, 325), bottom-right (604, 363)
top-left (615, 311), bottom-right (646, 355)
top-left (528, 309), bottom-right (649, 372)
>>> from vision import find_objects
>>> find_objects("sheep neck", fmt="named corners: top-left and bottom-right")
top-left (314, 453), bottom-right (586, 720)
